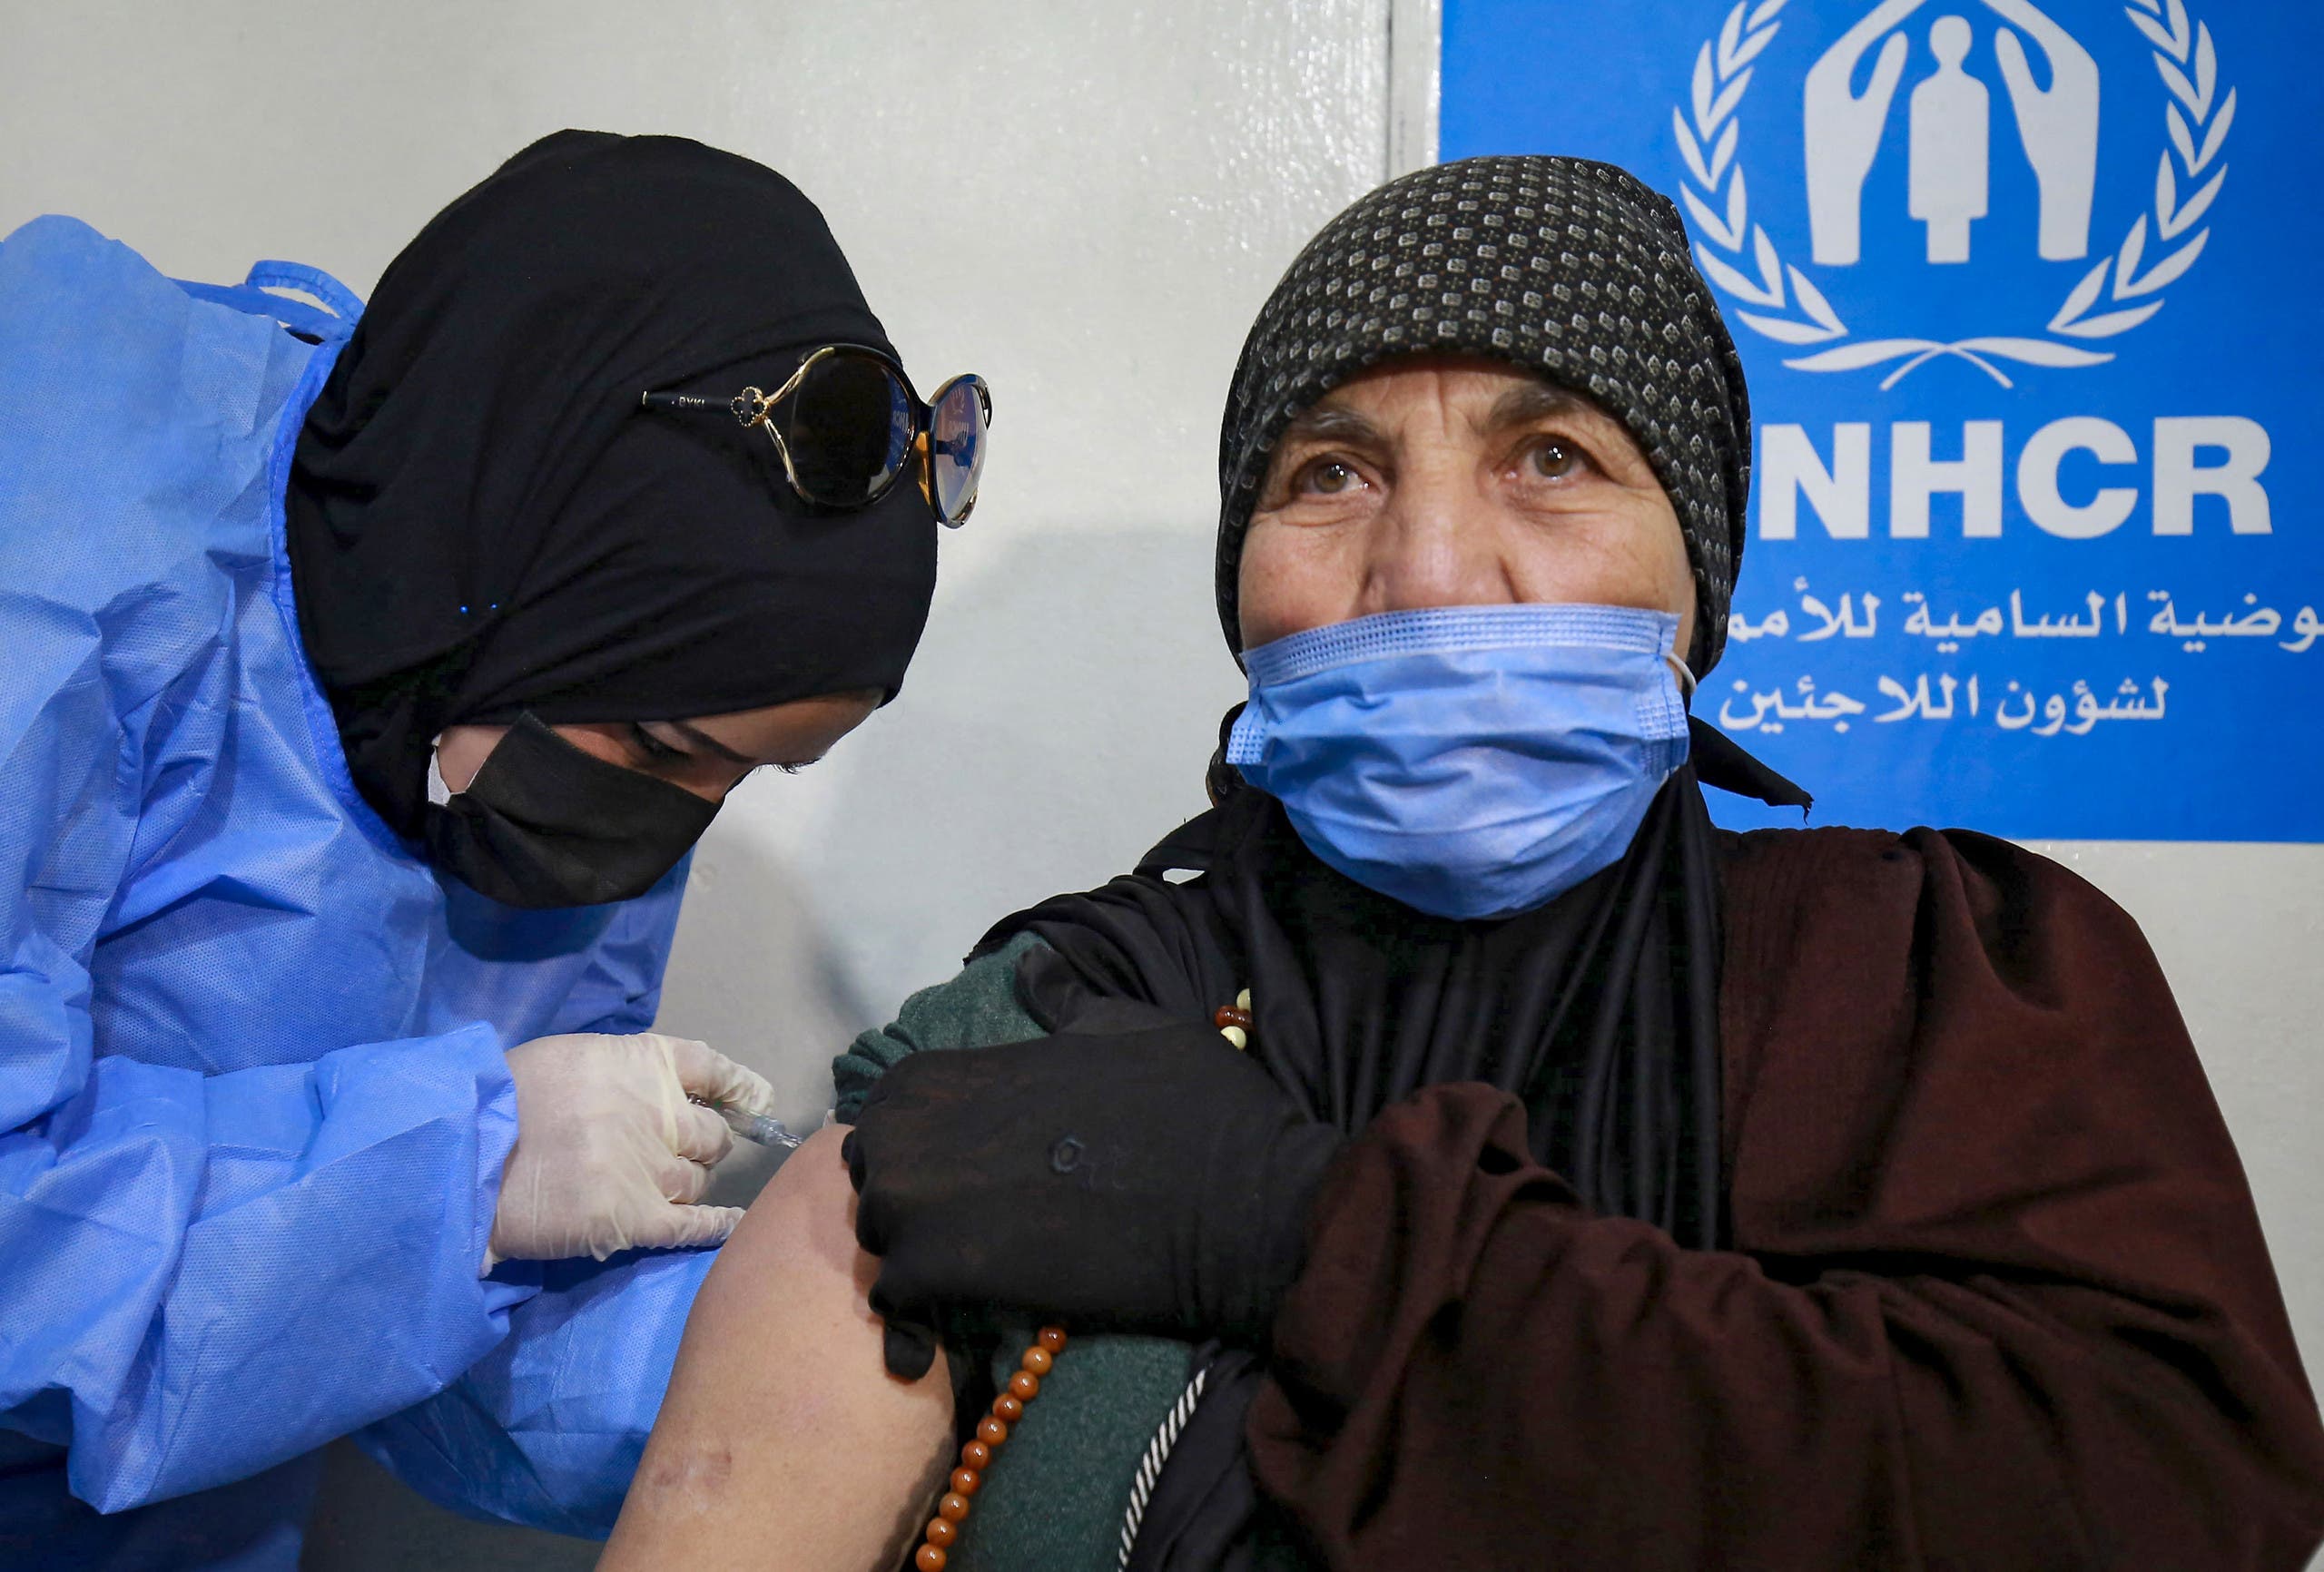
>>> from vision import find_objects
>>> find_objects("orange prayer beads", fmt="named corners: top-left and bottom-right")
top-left (913, 1325), bottom-right (1068, 1571)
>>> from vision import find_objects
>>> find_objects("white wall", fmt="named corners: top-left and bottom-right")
top-left (0, 0), bottom-right (1388, 1183)
top-left (4, 2), bottom-right (2316, 1563)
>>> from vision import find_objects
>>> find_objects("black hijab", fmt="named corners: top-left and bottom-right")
top-left (287, 131), bottom-right (939, 836)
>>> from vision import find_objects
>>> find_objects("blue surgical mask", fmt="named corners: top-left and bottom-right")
top-left (1226, 604), bottom-right (1693, 921)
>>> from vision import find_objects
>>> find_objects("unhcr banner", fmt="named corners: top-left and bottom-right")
top-left (1443, 0), bottom-right (2318, 840)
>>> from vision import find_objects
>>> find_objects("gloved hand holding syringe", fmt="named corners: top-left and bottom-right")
top-left (490, 1031), bottom-right (795, 1269)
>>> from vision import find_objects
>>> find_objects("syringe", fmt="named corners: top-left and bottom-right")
top-left (715, 1104), bottom-right (805, 1149)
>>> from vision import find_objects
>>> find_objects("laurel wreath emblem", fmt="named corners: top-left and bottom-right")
top-left (1673, 0), bottom-right (2234, 388)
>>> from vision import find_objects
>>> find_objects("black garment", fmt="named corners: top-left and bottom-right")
top-left (287, 130), bottom-right (939, 837)
top-left (985, 722), bottom-right (1807, 1568)
top-left (847, 1026), bottom-right (1344, 1348)
top-left (993, 738), bottom-right (1804, 1248)
top-left (1243, 834), bottom-right (2324, 1569)
top-left (1212, 156), bottom-right (1751, 672)
top-left (1121, 1346), bottom-right (1287, 1572)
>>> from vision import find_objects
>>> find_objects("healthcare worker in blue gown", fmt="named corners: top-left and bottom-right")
top-left (0, 130), bottom-right (975, 1567)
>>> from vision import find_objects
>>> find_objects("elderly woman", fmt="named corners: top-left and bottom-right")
top-left (603, 157), bottom-right (2324, 1570)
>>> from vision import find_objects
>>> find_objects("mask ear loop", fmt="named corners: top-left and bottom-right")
top-left (1665, 651), bottom-right (1699, 703)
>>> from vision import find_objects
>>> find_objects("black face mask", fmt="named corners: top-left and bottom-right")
top-left (425, 713), bottom-right (721, 909)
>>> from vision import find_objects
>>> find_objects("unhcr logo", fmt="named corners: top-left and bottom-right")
top-left (1674, 0), bottom-right (2236, 388)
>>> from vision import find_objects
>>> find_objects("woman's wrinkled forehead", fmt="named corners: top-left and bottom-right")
top-left (1212, 154), bottom-right (1752, 673)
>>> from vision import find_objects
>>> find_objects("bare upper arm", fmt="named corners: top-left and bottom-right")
top-left (600, 1125), bottom-right (952, 1572)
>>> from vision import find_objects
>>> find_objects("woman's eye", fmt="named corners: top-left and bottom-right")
top-left (628, 723), bottom-right (684, 764)
top-left (1301, 458), bottom-right (1362, 496)
top-left (1529, 438), bottom-right (1585, 479)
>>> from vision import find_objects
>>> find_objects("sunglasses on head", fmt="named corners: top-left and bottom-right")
top-left (642, 344), bottom-right (990, 527)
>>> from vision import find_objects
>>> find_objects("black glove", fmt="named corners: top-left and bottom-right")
top-left (843, 1026), bottom-right (1343, 1378)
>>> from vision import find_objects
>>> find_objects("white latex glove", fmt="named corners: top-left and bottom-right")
top-left (486, 1032), bottom-right (777, 1272)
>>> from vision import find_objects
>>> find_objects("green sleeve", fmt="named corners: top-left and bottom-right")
top-left (827, 931), bottom-right (1235, 1568)
top-left (831, 930), bottom-right (1047, 1121)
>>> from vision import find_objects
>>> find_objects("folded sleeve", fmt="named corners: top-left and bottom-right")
top-left (832, 931), bottom-right (1046, 1120)
top-left (348, 864), bottom-right (706, 1536)
top-left (1248, 829), bottom-right (2324, 1569)
top-left (354, 1246), bottom-right (714, 1537)
top-left (0, 1022), bottom-right (526, 1513)
top-left (0, 582), bottom-right (540, 1518)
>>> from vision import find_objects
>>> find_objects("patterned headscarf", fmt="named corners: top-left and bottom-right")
top-left (1216, 155), bottom-right (1752, 672)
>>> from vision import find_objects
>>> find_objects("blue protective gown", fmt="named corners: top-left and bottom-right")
top-left (0, 216), bottom-right (719, 1567)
